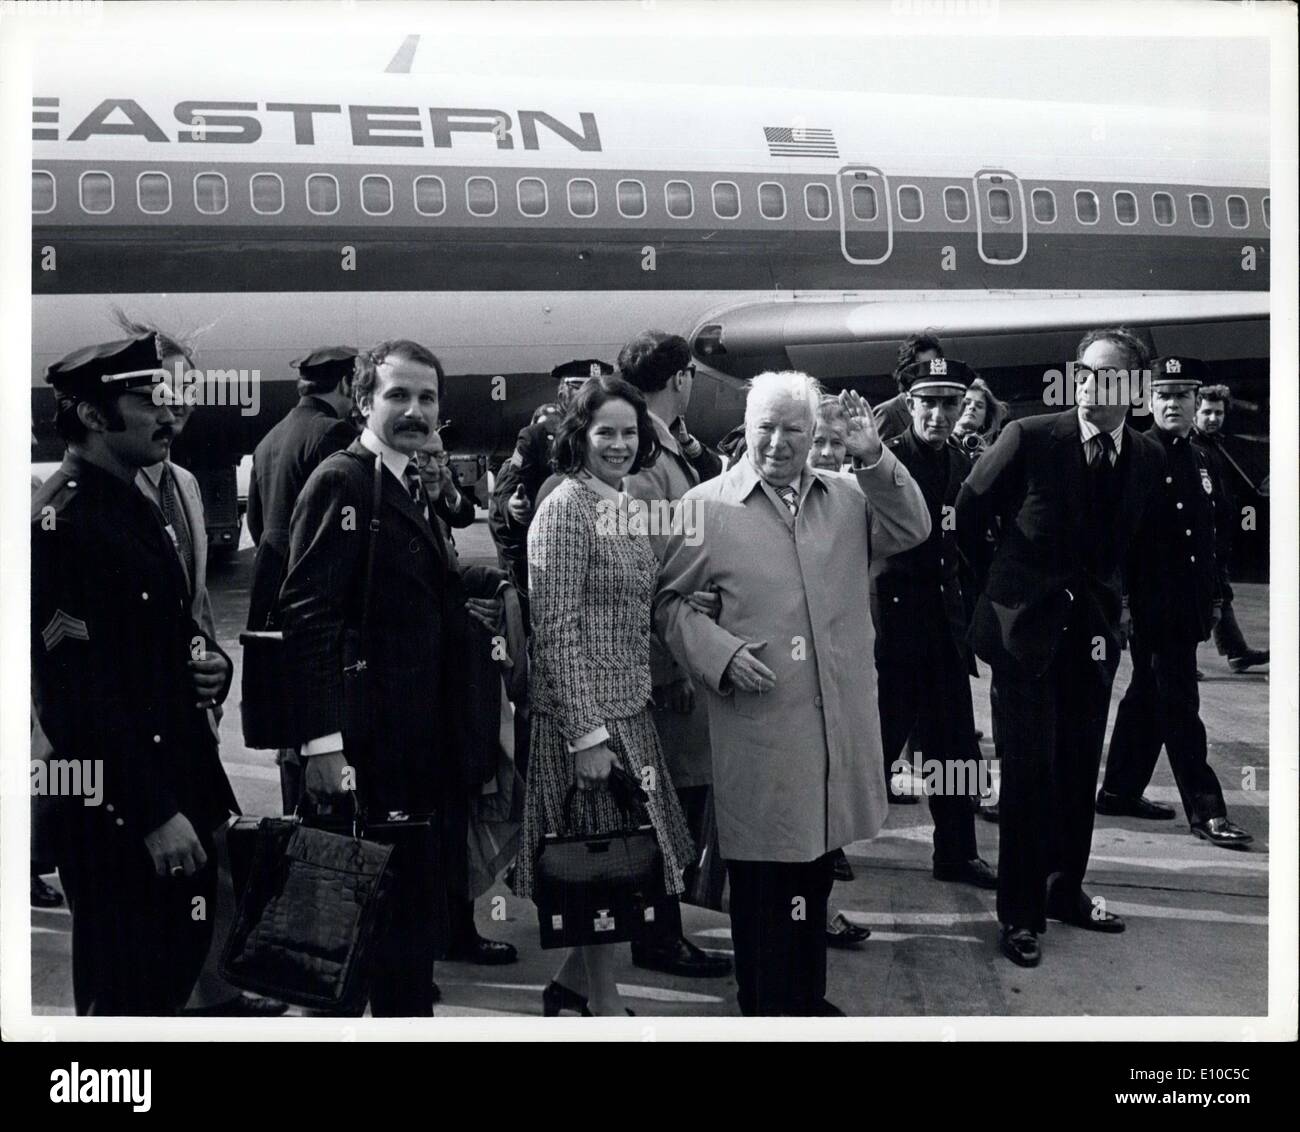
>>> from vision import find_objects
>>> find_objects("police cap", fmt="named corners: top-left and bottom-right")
top-left (45, 333), bottom-right (169, 398)
top-left (902, 357), bottom-right (974, 397)
top-left (552, 358), bottom-right (615, 382)
top-left (1151, 355), bottom-right (1208, 391)
top-left (292, 345), bottom-right (359, 383)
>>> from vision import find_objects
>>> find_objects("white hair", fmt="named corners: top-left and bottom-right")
top-left (745, 370), bottom-right (822, 425)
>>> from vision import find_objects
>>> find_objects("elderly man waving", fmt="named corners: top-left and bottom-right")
top-left (655, 371), bottom-right (930, 1016)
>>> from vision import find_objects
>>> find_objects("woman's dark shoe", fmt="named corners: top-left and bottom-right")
top-left (831, 849), bottom-right (855, 882)
top-left (31, 873), bottom-right (63, 908)
top-left (542, 981), bottom-right (591, 1017)
top-left (446, 934), bottom-right (519, 965)
top-left (182, 992), bottom-right (289, 1017)
top-left (826, 912), bottom-right (871, 948)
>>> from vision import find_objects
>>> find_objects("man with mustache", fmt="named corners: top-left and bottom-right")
top-left (1097, 357), bottom-right (1253, 850)
top-left (279, 339), bottom-right (506, 1014)
top-left (31, 332), bottom-right (238, 1014)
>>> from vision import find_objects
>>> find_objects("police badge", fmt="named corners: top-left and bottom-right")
top-left (1200, 467), bottom-right (1214, 495)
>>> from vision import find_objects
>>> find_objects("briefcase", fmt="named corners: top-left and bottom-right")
top-left (533, 769), bottom-right (671, 950)
top-left (238, 630), bottom-right (296, 750)
top-left (224, 805), bottom-right (444, 1012)
top-left (221, 814), bottom-right (396, 1013)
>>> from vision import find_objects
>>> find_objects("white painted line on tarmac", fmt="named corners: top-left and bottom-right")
top-left (469, 981), bottom-right (725, 1004)
top-left (1103, 900), bottom-right (1267, 926)
top-left (1088, 853), bottom-right (1267, 872)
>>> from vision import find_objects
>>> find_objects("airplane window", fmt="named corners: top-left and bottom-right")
top-left (466, 176), bottom-right (498, 216)
top-left (1113, 190), bottom-right (1138, 225)
top-left (1226, 195), bottom-right (1249, 228)
top-left (986, 187), bottom-right (1012, 223)
top-left (759, 182), bottom-right (786, 219)
top-left (1031, 188), bottom-right (1056, 223)
top-left (361, 175), bottom-right (393, 216)
top-left (136, 172), bottom-right (171, 214)
top-left (1074, 190), bottom-right (1099, 224)
top-left (1152, 191), bottom-right (1176, 226)
top-left (804, 183), bottom-right (832, 221)
top-left (712, 181), bottom-right (741, 219)
top-left (943, 186), bottom-right (969, 223)
top-left (80, 171), bottom-right (114, 213)
top-left (665, 180), bottom-right (694, 219)
top-left (568, 178), bottom-right (597, 217)
top-left (251, 173), bottom-right (284, 214)
top-left (898, 185), bottom-right (924, 221)
top-left (414, 175), bottom-right (446, 216)
top-left (1262, 196), bottom-right (1270, 228)
top-left (305, 173), bottom-right (338, 215)
top-left (194, 172), bottom-right (228, 215)
top-left (32, 170), bottom-right (56, 214)
top-left (1189, 192), bottom-right (1213, 227)
top-left (851, 184), bottom-right (877, 222)
top-left (617, 179), bottom-right (646, 218)
top-left (517, 177), bottom-right (548, 217)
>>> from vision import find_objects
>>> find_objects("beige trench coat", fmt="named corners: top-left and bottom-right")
top-left (654, 451), bottom-right (930, 862)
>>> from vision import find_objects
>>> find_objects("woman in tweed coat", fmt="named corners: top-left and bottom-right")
top-left (515, 375), bottom-right (695, 1017)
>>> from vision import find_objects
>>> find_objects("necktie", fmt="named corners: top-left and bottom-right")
top-left (1088, 431), bottom-right (1115, 468)
top-left (403, 460), bottom-right (427, 514)
top-left (773, 483), bottom-right (800, 516)
top-left (158, 465), bottom-right (194, 595)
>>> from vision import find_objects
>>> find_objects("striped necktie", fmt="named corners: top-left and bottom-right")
top-left (773, 483), bottom-right (800, 516)
top-left (158, 465), bottom-right (194, 595)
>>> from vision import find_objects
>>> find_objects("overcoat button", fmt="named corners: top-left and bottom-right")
top-left (141, 592), bottom-right (149, 600)
top-left (153, 734), bottom-right (161, 743)
top-left (115, 818), bottom-right (125, 827)
top-left (814, 695), bottom-right (823, 707)
top-left (409, 537), bottom-right (421, 553)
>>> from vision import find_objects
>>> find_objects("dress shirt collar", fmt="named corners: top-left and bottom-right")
top-left (731, 450), bottom-right (816, 505)
top-left (1076, 409), bottom-right (1125, 457)
top-left (360, 426), bottom-right (413, 480)
top-left (648, 410), bottom-right (682, 458)
top-left (138, 460), bottom-right (168, 489)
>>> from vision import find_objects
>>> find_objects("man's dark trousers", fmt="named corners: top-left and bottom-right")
top-left (994, 606), bottom-right (1113, 934)
top-left (725, 852), bottom-right (835, 1015)
top-left (1102, 629), bottom-right (1227, 826)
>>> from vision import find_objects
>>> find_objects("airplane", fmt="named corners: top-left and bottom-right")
top-left (30, 50), bottom-right (1270, 566)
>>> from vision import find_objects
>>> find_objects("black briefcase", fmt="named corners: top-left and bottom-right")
top-left (533, 768), bottom-right (672, 950)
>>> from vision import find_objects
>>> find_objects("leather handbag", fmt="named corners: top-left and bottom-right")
top-left (239, 455), bottom-right (384, 751)
top-left (533, 766), bottom-right (671, 950)
top-left (221, 803), bottom-right (397, 1014)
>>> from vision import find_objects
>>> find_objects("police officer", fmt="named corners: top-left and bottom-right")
top-left (31, 333), bottom-right (239, 1014)
top-left (1098, 356), bottom-right (1253, 849)
top-left (488, 359), bottom-right (615, 597)
top-left (871, 358), bottom-right (997, 888)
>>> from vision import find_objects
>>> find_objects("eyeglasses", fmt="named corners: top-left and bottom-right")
top-left (682, 364), bottom-right (696, 380)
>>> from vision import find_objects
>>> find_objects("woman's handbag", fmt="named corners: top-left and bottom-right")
top-left (221, 801), bottom-right (398, 1014)
top-left (533, 766), bottom-right (671, 950)
top-left (240, 455), bottom-right (385, 751)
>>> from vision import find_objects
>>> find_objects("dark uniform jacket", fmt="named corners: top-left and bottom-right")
top-left (1128, 428), bottom-right (1221, 642)
top-left (31, 456), bottom-right (237, 858)
top-left (246, 396), bottom-right (356, 630)
top-left (1192, 427), bottom-right (1236, 602)
top-left (955, 410), bottom-right (1163, 681)
top-left (872, 429), bottom-right (973, 662)
top-left (488, 421), bottom-right (555, 591)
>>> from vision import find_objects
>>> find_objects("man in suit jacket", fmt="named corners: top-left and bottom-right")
top-left (32, 333), bottom-right (238, 1015)
top-left (246, 347), bottom-right (359, 632)
top-left (956, 328), bottom-right (1163, 968)
top-left (872, 359), bottom-right (996, 889)
top-left (620, 330), bottom-right (730, 979)
top-left (279, 339), bottom-right (510, 1013)
top-left (246, 347), bottom-right (358, 810)
top-left (656, 372), bottom-right (930, 1015)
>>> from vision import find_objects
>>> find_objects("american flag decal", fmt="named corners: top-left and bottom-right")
top-left (764, 126), bottom-right (839, 158)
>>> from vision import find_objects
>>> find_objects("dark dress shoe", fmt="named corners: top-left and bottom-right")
top-left (1046, 892), bottom-right (1125, 933)
top-left (1191, 816), bottom-right (1254, 848)
top-left (631, 936), bottom-right (731, 977)
top-left (445, 935), bottom-right (518, 965)
top-left (183, 992), bottom-right (289, 1017)
top-left (30, 873), bottom-right (63, 908)
top-left (831, 849), bottom-right (855, 882)
top-left (999, 926), bottom-right (1040, 967)
top-left (431, 981), bottom-right (441, 1005)
top-left (826, 912), bottom-right (871, 948)
top-left (1229, 650), bottom-right (1268, 673)
top-left (1095, 789), bottom-right (1176, 820)
top-left (541, 983), bottom-right (633, 1017)
top-left (932, 857), bottom-right (998, 889)
top-left (812, 999), bottom-right (845, 1016)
